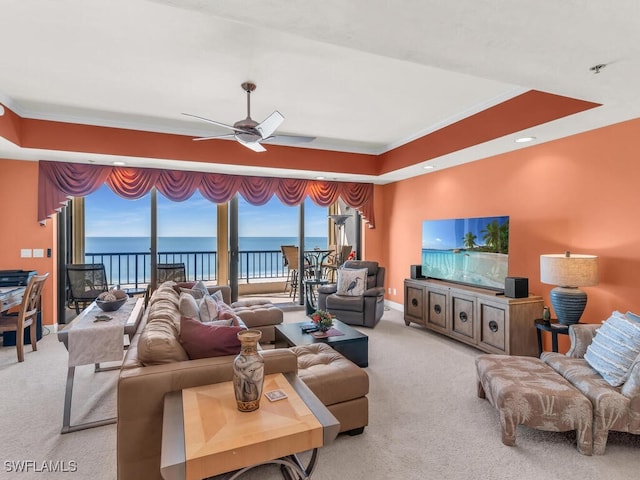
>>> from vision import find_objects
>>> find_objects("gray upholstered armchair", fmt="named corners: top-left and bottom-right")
top-left (317, 260), bottom-right (385, 328)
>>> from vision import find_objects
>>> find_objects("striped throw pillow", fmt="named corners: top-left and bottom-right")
top-left (584, 311), bottom-right (640, 386)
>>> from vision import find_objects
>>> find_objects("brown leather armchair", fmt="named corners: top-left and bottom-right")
top-left (317, 260), bottom-right (385, 328)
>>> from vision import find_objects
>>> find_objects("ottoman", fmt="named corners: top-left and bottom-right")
top-left (231, 299), bottom-right (283, 343)
top-left (291, 343), bottom-right (369, 435)
top-left (476, 354), bottom-right (593, 455)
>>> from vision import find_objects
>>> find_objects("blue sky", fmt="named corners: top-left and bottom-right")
top-left (85, 184), bottom-right (328, 237)
top-left (422, 216), bottom-right (508, 250)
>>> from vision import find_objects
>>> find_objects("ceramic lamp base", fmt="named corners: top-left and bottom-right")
top-left (550, 286), bottom-right (587, 325)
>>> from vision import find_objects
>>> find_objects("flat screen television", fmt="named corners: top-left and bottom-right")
top-left (421, 215), bottom-right (509, 291)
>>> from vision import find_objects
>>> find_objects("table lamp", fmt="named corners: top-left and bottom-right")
top-left (540, 251), bottom-right (599, 325)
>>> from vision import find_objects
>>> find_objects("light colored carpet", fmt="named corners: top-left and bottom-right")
top-left (1, 307), bottom-right (639, 479)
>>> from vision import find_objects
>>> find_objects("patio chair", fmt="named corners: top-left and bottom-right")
top-left (281, 246), bottom-right (312, 302)
top-left (66, 264), bottom-right (108, 314)
top-left (157, 263), bottom-right (186, 283)
top-left (322, 245), bottom-right (352, 282)
top-left (0, 273), bottom-right (49, 362)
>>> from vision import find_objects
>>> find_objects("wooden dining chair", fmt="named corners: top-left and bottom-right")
top-left (0, 272), bottom-right (49, 362)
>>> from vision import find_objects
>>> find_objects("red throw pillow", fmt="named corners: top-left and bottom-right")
top-left (179, 316), bottom-right (245, 359)
top-left (172, 281), bottom-right (196, 295)
top-left (216, 301), bottom-right (243, 326)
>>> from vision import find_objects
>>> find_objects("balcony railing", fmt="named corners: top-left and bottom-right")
top-left (85, 250), bottom-right (289, 288)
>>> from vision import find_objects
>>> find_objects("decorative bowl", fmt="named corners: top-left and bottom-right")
top-left (96, 295), bottom-right (128, 312)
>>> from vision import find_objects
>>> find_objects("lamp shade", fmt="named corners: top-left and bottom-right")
top-left (328, 214), bottom-right (351, 225)
top-left (540, 253), bottom-right (598, 287)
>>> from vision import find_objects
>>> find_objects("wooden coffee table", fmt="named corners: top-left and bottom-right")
top-left (160, 372), bottom-right (339, 480)
top-left (275, 319), bottom-right (369, 367)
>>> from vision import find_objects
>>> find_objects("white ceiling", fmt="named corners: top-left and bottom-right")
top-left (0, 0), bottom-right (639, 183)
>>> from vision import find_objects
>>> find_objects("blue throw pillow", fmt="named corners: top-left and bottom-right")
top-left (584, 311), bottom-right (640, 386)
top-left (625, 311), bottom-right (640, 324)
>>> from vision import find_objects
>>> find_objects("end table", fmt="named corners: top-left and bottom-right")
top-left (534, 319), bottom-right (574, 356)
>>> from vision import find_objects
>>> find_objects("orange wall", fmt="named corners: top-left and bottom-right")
top-left (0, 159), bottom-right (57, 325)
top-left (368, 117), bottom-right (640, 345)
top-left (4, 115), bottom-right (640, 336)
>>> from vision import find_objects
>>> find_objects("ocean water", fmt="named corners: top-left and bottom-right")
top-left (421, 248), bottom-right (508, 289)
top-left (85, 236), bottom-right (329, 283)
top-left (86, 236), bottom-right (328, 253)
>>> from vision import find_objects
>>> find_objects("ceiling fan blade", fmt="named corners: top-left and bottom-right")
top-left (236, 136), bottom-right (267, 152)
top-left (256, 111), bottom-right (284, 139)
top-left (181, 113), bottom-right (249, 134)
top-left (262, 134), bottom-right (316, 145)
top-left (193, 134), bottom-right (236, 141)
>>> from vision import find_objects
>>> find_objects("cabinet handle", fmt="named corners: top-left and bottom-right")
top-left (411, 298), bottom-right (418, 307)
top-left (459, 311), bottom-right (468, 323)
top-left (489, 320), bottom-right (499, 333)
top-left (434, 304), bottom-right (441, 315)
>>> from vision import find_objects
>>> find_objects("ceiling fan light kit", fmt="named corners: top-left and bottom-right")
top-left (183, 82), bottom-right (313, 152)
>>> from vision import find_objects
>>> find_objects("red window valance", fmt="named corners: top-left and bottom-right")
top-left (38, 161), bottom-right (375, 227)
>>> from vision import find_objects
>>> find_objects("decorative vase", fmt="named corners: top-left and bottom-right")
top-left (232, 329), bottom-right (265, 412)
top-left (542, 306), bottom-right (551, 322)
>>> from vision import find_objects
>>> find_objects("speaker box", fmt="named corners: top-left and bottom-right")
top-left (410, 265), bottom-right (423, 279)
top-left (505, 277), bottom-right (528, 298)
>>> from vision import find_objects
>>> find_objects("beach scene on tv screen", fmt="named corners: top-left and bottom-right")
top-left (421, 216), bottom-right (509, 289)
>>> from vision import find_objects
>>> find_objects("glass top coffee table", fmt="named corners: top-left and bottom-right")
top-left (275, 319), bottom-right (368, 367)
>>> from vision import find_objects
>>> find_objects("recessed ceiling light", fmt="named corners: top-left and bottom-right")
top-left (315, 176), bottom-right (325, 180)
top-left (423, 165), bottom-right (435, 170)
top-left (113, 161), bottom-right (126, 166)
top-left (515, 136), bottom-right (536, 143)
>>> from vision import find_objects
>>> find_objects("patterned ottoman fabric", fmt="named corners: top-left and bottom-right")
top-left (476, 354), bottom-right (593, 455)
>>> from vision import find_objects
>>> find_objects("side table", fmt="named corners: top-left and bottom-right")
top-left (303, 279), bottom-right (328, 315)
top-left (534, 319), bottom-right (574, 356)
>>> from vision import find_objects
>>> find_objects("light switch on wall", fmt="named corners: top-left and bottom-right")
top-left (20, 249), bottom-right (32, 258)
top-left (33, 249), bottom-right (44, 258)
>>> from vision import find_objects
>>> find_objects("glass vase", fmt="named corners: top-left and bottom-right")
top-left (233, 329), bottom-right (264, 412)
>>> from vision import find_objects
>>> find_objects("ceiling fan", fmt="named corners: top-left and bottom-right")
top-left (183, 82), bottom-right (315, 152)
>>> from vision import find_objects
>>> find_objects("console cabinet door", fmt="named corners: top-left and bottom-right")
top-left (478, 301), bottom-right (507, 353)
top-left (450, 292), bottom-right (476, 345)
top-left (426, 288), bottom-right (448, 333)
top-left (404, 282), bottom-right (425, 326)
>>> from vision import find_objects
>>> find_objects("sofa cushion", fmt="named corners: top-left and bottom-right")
top-left (231, 301), bottom-right (283, 327)
top-left (337, 268), bottom-right (367, 296)
top-left (584, 311), bottom-right (640, 386)
top-left (137, 317), bottom-right (189, 365)
top-left (291, 343), bottom-right (369, 406)
top-left (179, 316), bottom-right (245, 359)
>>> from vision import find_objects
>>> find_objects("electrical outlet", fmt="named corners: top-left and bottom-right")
top-left (393, 288), bottom-right (397, 295)
top-left (20, 249), bottom-right (32, 258)
top-left (33, 249), bottom-right (44, 258)
top-left (387, 287), bottom-right (391, 294)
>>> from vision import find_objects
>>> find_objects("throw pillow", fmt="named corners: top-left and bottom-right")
top-left (199, 295), bottom-right (219, 322)
top-left (172, 281), bottom-right (195, 295)
top-left (626, 311), bottom-right (640, 324)
top-left (179, 316), bottom-right (245, 359)
top-left (216, 301), bottom-right (243, 326)
top-left (336, 268), bottom-right (367, 296)
top-left (178, 292), bottom-right (200, 319)
top-left (180, 280), bottom-right (209, 300)
top-left (584, 311), bottom-right (640, 386)
top-left (210, 289), bottom-right (225, 303)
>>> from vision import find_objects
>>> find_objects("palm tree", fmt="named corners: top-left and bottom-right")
top-left (481, 220), bottom-right (501, 252)
top-left (463, 232), bottom-right (477, 249)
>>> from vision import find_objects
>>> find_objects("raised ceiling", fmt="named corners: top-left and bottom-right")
top-left (0, 0), bottom-right (638, 183)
